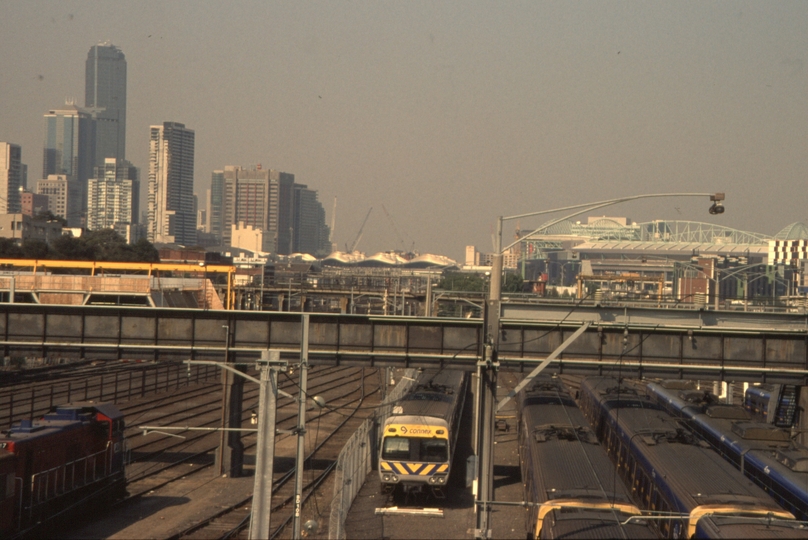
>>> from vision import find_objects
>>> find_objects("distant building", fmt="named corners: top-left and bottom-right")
top-left (216, 165), bottom-right (294, 251)
top-left (148, 122), bottom-right (196, 245)
top-left (211, 165), bottom-right (328, 255)
top-left (231, 222), bottom-right (271, 253)
top-left (85, 43), bottom-right (127, 166)
top-left (208, 171), bottom-right (225, 242)
top-left (42, 103), bottom-right (95, 226)
top-left (20, 191), bottom-right (49, 217)
top-left (197, 207), bottom-right (207, 231)
top-left (465, 245), bottom-right (481, 266)
top-left (0, 214), bottom-right (63, 244)
top-left (293, 184), bottom-right (331, 256)
top-left (87, 158), bottom-right (139, 231)
top-left (113, 222), bottom-right (146, 244)
top-left (277, 173), bottom-right (296, 255)
top-left (0, 142), bottom-right (22, 213)
top-left (35, 175), bottom-right (71, 222)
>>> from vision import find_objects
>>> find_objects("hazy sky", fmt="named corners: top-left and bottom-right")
top-left (2, 1), bottom-right (807, 260)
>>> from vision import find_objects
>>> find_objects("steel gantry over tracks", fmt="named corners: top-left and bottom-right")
top-left (2, 303), bottom-right (808, 383)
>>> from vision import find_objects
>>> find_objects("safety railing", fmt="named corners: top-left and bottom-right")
top-left (27, 442), bottom-right (112, 514)
top-left (328, 369), bottom-right (416, 540)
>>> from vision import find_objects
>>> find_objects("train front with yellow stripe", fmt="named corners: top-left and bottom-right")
top-left (379, 370), bottom-right (468, 498)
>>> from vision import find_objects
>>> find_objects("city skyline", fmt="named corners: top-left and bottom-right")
top-left (2, 2), bottom-right (808, 260)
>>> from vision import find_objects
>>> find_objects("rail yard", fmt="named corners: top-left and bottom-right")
top-left (2, 360), bottom-right (387, 539)
top-left (4, 358), bottom-right (808, 539)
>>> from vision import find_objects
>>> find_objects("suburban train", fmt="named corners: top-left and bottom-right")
top-left (645, 380), bottom-right (808, 521)
top-left (517, 375), bottom-right (656, 538)
top-left (379, 369), bottom-right (468, 498)
top-left (0, 403), bottom-right (127, 538)
top-left (744, 385), bottom-right (778, 423)
top-left (579, 377), bottom-right (808, 538)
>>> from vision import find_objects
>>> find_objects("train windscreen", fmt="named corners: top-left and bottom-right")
top-left (382, 437), bottom-right (448, 462)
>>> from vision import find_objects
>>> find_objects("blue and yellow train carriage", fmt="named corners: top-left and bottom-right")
top-left (379, 370), bottom-right (467, 498)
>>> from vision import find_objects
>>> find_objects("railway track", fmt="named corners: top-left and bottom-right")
top-left (175, 377), bottom-right (373, 540)
top-left (54, 366), bottom-right (384, 539)
top-left (0, 359), bottom-right (219, 428)
top-left (122, 368), bottom-right (369, 492)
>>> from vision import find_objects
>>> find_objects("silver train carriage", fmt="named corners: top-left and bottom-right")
top-left (518, 375), bottom-right (656, 539)
top-left (379, 370), bottom-right (468, 497)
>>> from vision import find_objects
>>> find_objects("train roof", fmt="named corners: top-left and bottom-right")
top-left (609, 405), bottom-right (786, 514)
top-left (70, 402), bottom-right (124, 421)
top-left (387, 370), bottom-right (465, 423)
top-left (546, 511), bottom-right (655, 539)
top-left (584, 377), bottom-right (661, 412)
top-left (519, 378), bottom-right (635, 508)
top-left (0, 403), bottom-right (121, 445)
top-left (696, 516), bottom-right (808, 538)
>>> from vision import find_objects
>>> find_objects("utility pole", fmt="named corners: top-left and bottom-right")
top-left (292, 315), bottom-right (310, 539)
top-left (474, 221), bottom-right (502, 540)
top-left (180, 352), bottom-right (290, 540)
top-left (249, 350), bottom-right (288, 540)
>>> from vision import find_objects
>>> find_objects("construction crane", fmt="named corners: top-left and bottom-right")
top-left (381, 204), bottom-right (414, 253)
top-left (347, 207), bottom-right (372, 252)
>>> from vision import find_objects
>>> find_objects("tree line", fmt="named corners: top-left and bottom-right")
top-left (0, 228), bottom-right (159, 263)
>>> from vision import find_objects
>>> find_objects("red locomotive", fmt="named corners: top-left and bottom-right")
top-left (0, 403), bottom-right (126, 538)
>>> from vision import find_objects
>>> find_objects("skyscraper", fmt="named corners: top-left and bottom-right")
top-left (148, 122), bottom-right (195, 245)
top-left (85, 43), bottom-right (127, 166)
top-left (293, 184), bottom-right (331, 256)
top-left (42, 103), bottom-right (95, 226)
top-left (215, 165), bottom-right (294, 251)
top-left (87, 158), bottom-right (139, 231)
top-left (209, 170), bottom-right (225, 242)
top-left (0, 142), bottom-right (22, 214)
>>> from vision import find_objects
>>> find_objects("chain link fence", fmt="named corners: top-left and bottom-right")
top-left (329, 368), bottom-right (416, 539)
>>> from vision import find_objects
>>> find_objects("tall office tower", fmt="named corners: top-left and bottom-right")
top-left (85, 43), bottom-right (127, 166)
top-left (148, 122), bottom-right (195, 245)
top-left (0, 142), bottom-right (22, 214)
top-left (209, 171), bottom-right (225, 243)
top-left (42, 103), bottom-right (95, 226)
top-left (86, 158), bottom-right (139, 231)
top-left (218, 165), bottom-right (294, 251)
top-left (293, 184), bottom-right (331, 256)
top-left (276, 173), bottom-right (296, 254)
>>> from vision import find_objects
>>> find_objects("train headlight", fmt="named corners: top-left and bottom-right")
top-left (382, 474), bottom-right (391, 482)
top-left (391, 475), bottom-right (399, 483)
top-left (431, 474), bottom-right (447, 484)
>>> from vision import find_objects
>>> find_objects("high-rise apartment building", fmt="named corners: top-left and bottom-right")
top-left (87, 158), bottom-right (139, 231)
top-left (148, 122), bottom-right (195, 245)
top-left (209, 171), bottom-right (225, 242)
top-left (0, 142), bottom-right (22, 214)
top-left (85, 43), bottom-right (127, 166)
top-left (36, 175), bottom-right (70, 220)
top-left (42, 103), bottom-right (95, 226)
